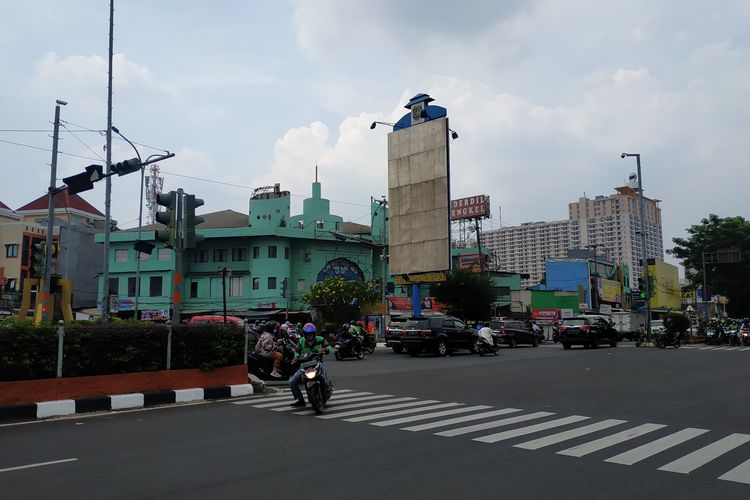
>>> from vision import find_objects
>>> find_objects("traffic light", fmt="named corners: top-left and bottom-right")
top-left (62, 164), bottom-right (104, 194)
top-left (111, 158), bottom-right (142, 176)
top-left (30, 241), bottom-right (46, 278)
top-left (155, 191), bottom-right (178, 248)
top-left (183, 194), bottom-right (205, 249)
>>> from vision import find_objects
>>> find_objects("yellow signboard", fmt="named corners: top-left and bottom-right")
top-left (681, 290), bottom-right (696, 301)
top-left (394, 272), bottom-right (448, 285)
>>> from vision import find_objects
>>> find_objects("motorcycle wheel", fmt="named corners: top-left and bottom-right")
top-left (309, 385), bottom-right (324, 415)
top-left (656, 338), bottom-right (666, 349)
top-left (392, 346), bottom-right (404, 353)
top-left (531, 337), bottom-right (539, 347)
top-left (334, 351), bottom-right (343, 361)
top-left (357, 350), bottom-right (365, 360)
top-left (674, 338), bottom-right (680, 348)
top-left (367, 344), bottom-right (376, 354)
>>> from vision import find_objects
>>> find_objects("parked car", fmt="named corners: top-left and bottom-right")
top-left (489, 319), bottom-right (539, 347)
top-left (385, 317), bottom-right (409, 353)
top-left (400, 316), bottom-right (477, 356)
top-left (558, 315), bottom-right (619, 349)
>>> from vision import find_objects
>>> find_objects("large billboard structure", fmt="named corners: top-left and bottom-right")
top-left (387, 94), bottom-right (451, 277)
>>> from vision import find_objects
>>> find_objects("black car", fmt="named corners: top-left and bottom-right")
top-left (558, 315), bottom-right (618, 349)
top-left (489, 320), bottom-right (539, 347)
top-left (385, 317), bottom-right (408, 353)
top-left (401, 316), bottom-right (476, 356)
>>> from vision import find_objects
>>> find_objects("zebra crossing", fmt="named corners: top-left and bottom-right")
top-left (682, 345), bottom-right (750, 352)
top-left (234, 389), bottom-right (750, 486)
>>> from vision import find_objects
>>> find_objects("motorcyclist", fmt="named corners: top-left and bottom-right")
top-left (531, 321), bottom-right (542, 339)
top-left (255, 325), bottom-right (283, 378)
top-left (477, 324), bottom-right (496, 355)
top-left (288, 323), bottom-right (333, 407)
top-left (350, 320), bottom-right (364, 349)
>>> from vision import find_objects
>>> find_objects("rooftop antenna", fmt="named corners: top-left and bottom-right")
top-left (315, 164), bottom-right (318, 182)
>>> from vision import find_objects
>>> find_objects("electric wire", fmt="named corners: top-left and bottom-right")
top-left (59, 122), bottom-right (105, 161)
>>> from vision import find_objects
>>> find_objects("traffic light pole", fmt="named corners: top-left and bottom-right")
top-left (42, 100), bottom-right (65, 322)
top-left (172, 188), bottom-right (184, 324)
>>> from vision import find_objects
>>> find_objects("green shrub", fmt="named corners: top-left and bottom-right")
top-left (0, 320), bottom-right (245, 381)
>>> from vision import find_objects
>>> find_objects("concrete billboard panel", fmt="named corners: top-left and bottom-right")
top-left (387, 117), bottom-right (451, 276)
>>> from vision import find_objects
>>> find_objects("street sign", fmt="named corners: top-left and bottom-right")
top-left (394, 271), bottom-right (447, 285)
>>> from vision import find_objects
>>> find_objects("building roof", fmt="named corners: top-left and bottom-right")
top-left (0, 201), bottom-right (11, 210)
top-left (120, 209), bottom-right (248, 232)
top-left (343, 221), bottom-right (371, 235)
top-left (16, 191), bottom-right (104, 217)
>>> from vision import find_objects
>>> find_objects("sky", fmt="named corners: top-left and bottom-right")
top-left (2, 0), bottom-right (749, 273)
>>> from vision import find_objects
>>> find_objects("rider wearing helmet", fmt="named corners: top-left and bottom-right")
top-left (288, 323), bottom-right (333, 407)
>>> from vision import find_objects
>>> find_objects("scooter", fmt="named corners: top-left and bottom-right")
top-left (334, 332), bottom-right (365, 360)
top-left (656, 330), bottom-right (680, 348)
top-left (247, 336), bottom-right (297, 381)
top-left (474, 332), bottom-right (499, 356)
top-left (300, 352), bottom-right (333, 415)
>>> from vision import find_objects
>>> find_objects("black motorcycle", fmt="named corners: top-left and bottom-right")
top-left (334, 333), bottom-right (365, 361)
top-left (247, 336), bottom-right (297, 381)
top-left (656, 329), bottom-right (680, 349)
top-left (299, 352), bottom-right (333, 414)
top-left (705, 327), bottom-right (721, 345)
top-left (361, 333), bottom-right (377, 354)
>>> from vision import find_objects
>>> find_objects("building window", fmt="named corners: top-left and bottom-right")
top-left (190, 280), bottom-right (198, 298)
top-left (149, 276), bottom-right (163, 297)
top-left (108, 278), bottom-right (118, 295)
top-left (213, 249), bottom-right (228, 262)
top-left (138, 251), bottom-right (150, 261)
top-left (157, 248), bottom-right (172, 261)
top-left (268, 246), bottom-right (277, 258)
top-left (252, 277), bottom-right (260, 290)
top-left (194, 250), bottom-right (209, 263)
top-left (127, 277), bottom-right (137, 297)
top-left (230, 276), bottom-right (243, 297)
top-left (253, 246), bottom-right (260, 259)
top-left (268, 277), bottom-right (277, 289)
top-left (5, 278), bottom-right (16, 292)
top-left (115, 249), bottom-right (129, 263)
top-left (5, 244), bottom-right (18, 258)
top-left (297, 278), bottom-right (305, 291)
top-left (284, 247), bottom-right (290, 260)
top-left (232, 248), bottom-right (248, 261)
top-left (317, 257), bottom-right (364, 281)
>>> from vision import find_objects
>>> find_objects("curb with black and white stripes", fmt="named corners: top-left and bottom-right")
top-left (0, 384), bottom-right (253, 423)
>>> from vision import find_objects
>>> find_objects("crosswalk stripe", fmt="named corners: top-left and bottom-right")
top-left (718, 458), bottom-right (750, 485)
top-left (557, 423), bottom-right (667, 457)
top-left (369, 405), bottom-right (492, 427)
top-left (342, 403), bottom-right (464, 423)
top-left (474, 415), bottom-right (590, 444)
top-left (272, 393), bottom-right (384, 412)
top-left (605, 428), bottom-right (709, 465)
top-left (315, 400), bottom-right (441, 420)
top-left (435, 411), bottom-right (554, 438)
top-left (251, 390), bottom-right (369, 408)
top-left (514, 419), bottom-right (627, 450)
top-left (699, 347), bottom-right (715, 350)
top-left (658, 433), bottom-right (750, 474)
top-left (401, 408), bottom-right (522, 432)
top-left (739, 347), bottom-right (750, 351)
top-left (289, 397), bottom-right (416, 415)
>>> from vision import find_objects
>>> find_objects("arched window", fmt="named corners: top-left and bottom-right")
top-left (317, 258), bottom-right (364, 282)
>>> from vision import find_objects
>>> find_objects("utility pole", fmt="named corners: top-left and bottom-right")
top-left (172, 188), bottom-right (184, 324)
top-left (102, 0), bottom-right (114, 323)
top-left (221, 266), bottom-right (228, 323)
top-left (41, 100), bottom-right (66, 322)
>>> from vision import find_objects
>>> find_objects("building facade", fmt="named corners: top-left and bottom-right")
top-left (483, 185), bottom-right (663, 288)
top-left (96, 182), bottom-right (389, 320)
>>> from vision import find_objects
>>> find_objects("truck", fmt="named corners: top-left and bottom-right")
top-left (611, 310), bottom-right (646, 341)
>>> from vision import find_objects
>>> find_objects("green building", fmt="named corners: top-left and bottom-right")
top-left (96, 182), bottom-right (389, 321)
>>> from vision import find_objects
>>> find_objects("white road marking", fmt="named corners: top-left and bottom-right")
top-left (719, 458), bottom-right (750, 485)
top-left (0, 458), bottom-right (78, 474)
top-left (343, 403), bottom-right (464, 423)
top-left (401, 408), bottom-right (522, 432)
top-left (474, 415), bottom-right (590, 444)
top-left (435, 411), bottom-right (554, 438)
top-left (289, 397), bottom-right (416, 415)
top-left (557, 423), bottom-right (667, 457)
top-left (269, 392), bottom-right (376, 411)
top-left (605, 428), bottom-right (709, 465)
top-left (315, 400), bottom-right (442, 420)
top-left (514, 419), bottom-right (627, 450)
top-left (369, 405), bottom-right (492, 427)
top-left (658, 433), bottom-right (750, 474)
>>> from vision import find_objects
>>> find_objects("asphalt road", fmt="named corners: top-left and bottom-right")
top-left (2, 342), bottom-right (750, 499)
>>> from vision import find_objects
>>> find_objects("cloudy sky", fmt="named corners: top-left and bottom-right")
top-left (2, 1), bottom-right (749, 272)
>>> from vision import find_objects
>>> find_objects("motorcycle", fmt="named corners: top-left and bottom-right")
top-left (334, 332), bottom-right (365, 360)
top-left (247, 336), bottom-right (298, 381)
top-left (300, 352), bottom-right (333, 415)
top-left (740, 323), bottom-right (750, 346)
top-left (705, 327), bottom-right (721, 345)
top-left (726, 327), bottom-right (741, 346)
top-left (361, 333), bottom-right (377, 354)
top-left (656, 329), bottom-right (680, 349)
top-left (474, 335), bottom-right (499, 356)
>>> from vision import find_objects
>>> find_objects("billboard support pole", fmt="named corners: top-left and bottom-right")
top-left (412, 283), bottom-right (421, 317)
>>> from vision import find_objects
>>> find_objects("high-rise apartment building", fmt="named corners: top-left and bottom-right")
top-left (484, 186), bottom-right (663, 287)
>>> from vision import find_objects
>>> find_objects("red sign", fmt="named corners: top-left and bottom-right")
top-left (451, 195), bottom-right (490, 221)
top-left (532, 309), bottom-right (560, 321)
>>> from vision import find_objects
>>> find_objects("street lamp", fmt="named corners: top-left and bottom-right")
top-left (370, 120), bottom-right (459, 139)
top-left (621, 152), bottom-right (652, 343)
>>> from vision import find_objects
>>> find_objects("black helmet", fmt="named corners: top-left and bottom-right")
top-left (263, 321), bottom-right (278, 333)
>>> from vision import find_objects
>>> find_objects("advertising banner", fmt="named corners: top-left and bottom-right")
top-left (450, 195), bottom-right (490, 221)
top-left (598, 278), bottom-right (622, 304)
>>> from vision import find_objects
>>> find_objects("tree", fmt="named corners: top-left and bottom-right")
top-left (300, 276), bottom-right (380, 327)
top-left (668, 214), bottom-right (750, 316)
top-left (432, 269), bottom-right (495, 321)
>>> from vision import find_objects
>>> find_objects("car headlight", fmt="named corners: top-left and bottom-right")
top-left (304, 370), bottom-right (317, 379)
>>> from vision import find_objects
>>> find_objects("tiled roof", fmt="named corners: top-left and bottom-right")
top-left (16, 191), bottom-right (104, 217)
